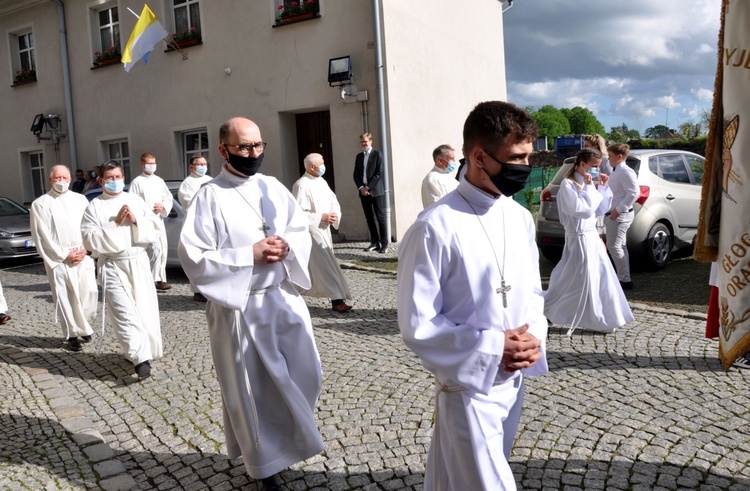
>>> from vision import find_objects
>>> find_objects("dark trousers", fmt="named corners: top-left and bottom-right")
top-left (359, 194), bottom-right (387, 246)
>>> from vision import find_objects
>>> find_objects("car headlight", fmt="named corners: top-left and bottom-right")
top-left (0, 231), bottom-right (13, 238)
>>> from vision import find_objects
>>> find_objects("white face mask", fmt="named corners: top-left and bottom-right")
top-left (195, 165), bottom-right (207, 176)
top-left (52, 180), bottom-right (70, 194)
top-left (144, 164), bottom-right (157, 174)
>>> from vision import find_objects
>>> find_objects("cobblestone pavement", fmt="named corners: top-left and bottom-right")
top-left (1, 244), bottom-right (749, 491)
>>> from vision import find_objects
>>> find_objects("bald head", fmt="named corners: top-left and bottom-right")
top-left (219, 117), bottom-right (260, 144)
top-left (304, 153), bottom-right (324, 174)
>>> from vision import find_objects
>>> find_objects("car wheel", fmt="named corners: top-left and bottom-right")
top-left (540, 245), bottom-right (562, 263)
top-left (644, 222), bottom-right (672, 270)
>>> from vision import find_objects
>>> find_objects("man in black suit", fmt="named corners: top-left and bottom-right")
top-left (353, 132), bottom-right (388, 253)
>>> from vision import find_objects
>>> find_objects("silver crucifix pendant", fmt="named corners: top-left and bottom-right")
top-left (496, 280), bottom-right (511, 308)
top-left (260, 223), bottom-right (270, 237)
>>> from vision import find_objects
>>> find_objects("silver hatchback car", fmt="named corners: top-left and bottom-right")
top-left (536, 149), bottom-right (705, 270)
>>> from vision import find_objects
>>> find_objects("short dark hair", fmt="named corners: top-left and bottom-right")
top-left (189, 154), bottom-right (206, 166)
top-left (99, 160), bottom-right (122, 177)
top-left (463, 101), bottom-right (537, 155)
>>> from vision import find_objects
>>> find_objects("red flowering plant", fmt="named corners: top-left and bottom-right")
top-left (14, 67), bottom-right (36, 84)
top-left (171, 26), bottom-right (201, 43)
top-left (278, 0), bottom-right (318, 19)
top-left (94, 46), bottom-right (121, 64)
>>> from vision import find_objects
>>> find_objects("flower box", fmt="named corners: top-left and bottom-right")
top-left (96, 57), bottom-right (121, 67)
top-left (14, 77), bottom-right (36, 85)
top-left (281, 12), bottom-right (316, 24)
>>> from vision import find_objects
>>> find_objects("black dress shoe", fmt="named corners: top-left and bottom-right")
top-left (135, 360), bottom-right (152, 380)
top-left (364, 243), bottom-right (379, 251)
top-left (620, 281), bottom-right (633, 290)
top-left (81, 335), bottom-right (93, 343)
top-left (257, 475), bottom-right (281, 491)
top-left (67, 337), bottom-right (82, 352)
top-left (378, 245), bottom-right (388, 254)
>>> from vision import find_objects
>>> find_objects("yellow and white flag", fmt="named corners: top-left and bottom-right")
top-left (695, 0), bottom-right (750, 370)
top-left (122, 5), bottom-right (168, 73)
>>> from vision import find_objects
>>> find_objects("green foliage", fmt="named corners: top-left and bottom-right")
top-left (644, 124), bottom-right (670, 139)
top-left (532, 105), bottom-right (571, 148)
top-left (560, 107), bottom-right (606, 136)
top-left (609, 122), bottom-right (640, 142)
top-left (631, 136), bottom-right (707, 156)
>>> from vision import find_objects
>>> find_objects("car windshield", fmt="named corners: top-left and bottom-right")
top-left (0, 198), bottom-right (29, 216)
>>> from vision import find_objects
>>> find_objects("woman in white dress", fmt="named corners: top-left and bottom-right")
top-left (544, 148), bottom-right (634, 335)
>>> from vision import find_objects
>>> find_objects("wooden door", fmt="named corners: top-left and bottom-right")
top-left (295, 110), bottom-right (336, 192)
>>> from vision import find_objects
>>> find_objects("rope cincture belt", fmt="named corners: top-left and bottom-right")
top-left (434, 378), bottom-right (468, 489)
top-left (248, 282), bottom-right (281, 295)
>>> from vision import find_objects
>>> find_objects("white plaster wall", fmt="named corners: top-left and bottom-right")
top-left (380, 0), bottom-right (507, 240)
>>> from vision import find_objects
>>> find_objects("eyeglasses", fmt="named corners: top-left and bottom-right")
top-left (223, 142), bottom-right (267, 155)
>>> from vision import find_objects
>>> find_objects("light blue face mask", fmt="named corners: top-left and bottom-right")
top-left (318, 164), bottom-right (326, 176)
top-left (588, 166), bottom-right (600, 180)
top-left (445, 161), bottom-right (458, 174)
top-left (104, 179), bottom-right (125, 194)
top-left (195, 166), bottom-right (207, 176)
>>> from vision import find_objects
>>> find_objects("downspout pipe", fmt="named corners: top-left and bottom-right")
top-left (371, 0), bottom-right (392, 245)
top-left (501, 0), bottom-right (514, 14)
top-left (52, 0), bottom-right (78, 171)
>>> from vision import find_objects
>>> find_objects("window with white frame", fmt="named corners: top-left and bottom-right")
top-left (105, 140), bottom-right (130, 182)
top-left (182, 129), bottom-right (209, 177)
top-left (91, 3), bottom-right (121, 64)
top-left (28, 151), bottom-right (45, 198)
top-left (99, 6), bottom-right (120, 52)
top-left (172, 0), bottom-right (201, 37)
top-left (11, 30), bottom-right (36, 83)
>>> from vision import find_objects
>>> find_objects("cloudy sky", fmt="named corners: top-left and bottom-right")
top-left (502, 0), bottom-right (721, 135)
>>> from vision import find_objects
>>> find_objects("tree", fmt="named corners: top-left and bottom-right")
top-left (679, 120), bottom-right (703, 139)
top-left (560, 106), bottom-right (606, 136)
top-left (644, 125), bottom-right (670, 139)
top-left (531, 105), bottom-right (571, 147)
top-left (609, 123), bottom-right (630, 142)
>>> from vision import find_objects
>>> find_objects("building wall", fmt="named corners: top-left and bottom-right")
top-left (380, 0), bottom-right (507, 239)
top-left (0, 0), bottom-right (508, 240)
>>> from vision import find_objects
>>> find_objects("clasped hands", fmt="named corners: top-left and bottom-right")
top-left (253, 235), bottom-right (289, 264)
top-left (321, 212), bottom-right (338, 225)
top-left (114, 205), bottom-right (137, 226)
top-left (359, 186), bottom-right (371, 197)
top-left (501, 324), bottom-right (542, 372)
top-left (65, 247), bottom-right (87, 266)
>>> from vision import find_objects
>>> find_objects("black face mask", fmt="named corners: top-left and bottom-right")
top-left (224, 148), bottom-right (264, 177)
top-left (482, 151), bottom-right (532, 197)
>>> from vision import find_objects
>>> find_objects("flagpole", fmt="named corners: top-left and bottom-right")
top-left (127, 5), bottom-right (187, 59)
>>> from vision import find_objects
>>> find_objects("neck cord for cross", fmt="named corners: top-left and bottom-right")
top-left (457, 191), bottom-right (511, 308)
top-left (232, 185), bottom-right (269, 237)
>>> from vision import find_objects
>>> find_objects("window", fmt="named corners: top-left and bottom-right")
top-left (91, 4), bottom-right (121, 65)
top-left (105, 140), bottom-right (131, 182)
top-left (10, 30), bottom-right (36, 84)
top-left (99, 7), bottom-right (120, 53)
top-left (657, 155), bottom-right (690, 184)
top-left (173, 0), bottom-right (201, 35)
top-left (182, 129), bottom-right (209, 177)
top-left (686, 155), bottom-right (705, 185)
top-left (28, 151), bottom-right (45, 198)
top-left (274, 0), bottom-right (321, 25)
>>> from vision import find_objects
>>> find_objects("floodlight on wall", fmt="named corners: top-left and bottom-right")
top-left (31, 114), bottom-right (45, 135)
top-left (328, 56), bottom-right (352, 87)
top-left (45, 113), bottom-right (61, 130)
